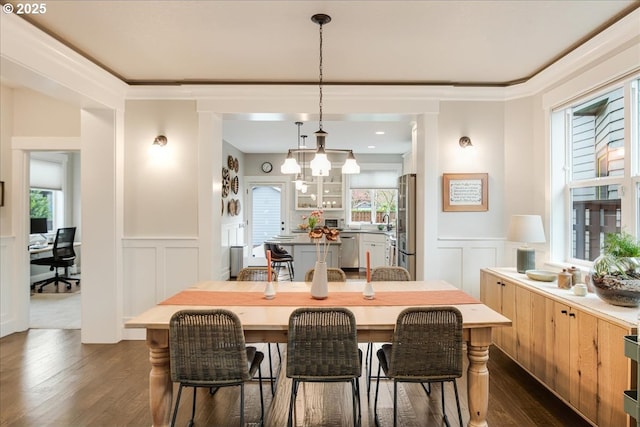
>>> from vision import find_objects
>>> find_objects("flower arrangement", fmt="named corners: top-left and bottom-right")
top-left (309, 225), bottom-right (340, 263)
top-left (299, 209), bottom-right (323, 230)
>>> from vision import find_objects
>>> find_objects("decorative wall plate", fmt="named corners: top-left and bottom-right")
top-left (222, 167), bottom-right (230, 197)
top-left (231, 175), bottom-right (239, 194)
top-left (228, 199), bottom-right (236, 216)
top-left (233, 157), bottom-right (239, 173)
top-left (221, 199), bottom-right (224, 214)
top-left (234, 198), bottom-right (241, 215)
top-left (227, 155), bottom-right (234, 169)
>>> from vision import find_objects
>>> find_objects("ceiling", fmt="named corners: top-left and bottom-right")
top-left (4, 0), bottom-right (638, 154)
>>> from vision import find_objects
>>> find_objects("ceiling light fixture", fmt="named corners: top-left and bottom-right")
top-left (280, 14), bottom-right (360, 177)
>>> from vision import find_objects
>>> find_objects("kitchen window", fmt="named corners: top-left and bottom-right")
top-left (551, 77), bottom-right (640, 264)
top-left (347, 166), bottom-right (400, 226)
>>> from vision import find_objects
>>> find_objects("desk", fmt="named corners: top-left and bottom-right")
top-left (29, 241), bottom-right (81, 254)
top-left (125, 280), bottom-right (511, 427)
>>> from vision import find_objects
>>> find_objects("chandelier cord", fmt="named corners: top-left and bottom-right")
top-left (318, 21), bottom-right (324, 132)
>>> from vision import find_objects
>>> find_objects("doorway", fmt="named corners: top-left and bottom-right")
top-left (28, 151), bottom-right (81, 329)
top-left (247, 182), bottom-right (286, 264)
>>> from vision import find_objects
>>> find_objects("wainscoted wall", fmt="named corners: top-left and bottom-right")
top-left (435, 237), bottom-right (504, 298)
top-left (0, 236), bottom-right (18, 337)
top-left (122, 238), bottom-right (198, 339)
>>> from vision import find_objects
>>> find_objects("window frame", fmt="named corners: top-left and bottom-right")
top-left (551, 75), bottom-right (640, 267)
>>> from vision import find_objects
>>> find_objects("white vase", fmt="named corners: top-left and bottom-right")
top-left (311, 261), bottom-right (329, 299)
top-left (264, 281), bottom-right (276, 300)
top-left (363, 281), bottom-right (375, 299)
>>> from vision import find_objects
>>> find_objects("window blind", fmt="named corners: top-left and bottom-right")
top-left (349, 170), bottom-right (399, 189)
top-left (30, 159), bottom-right (63, 190)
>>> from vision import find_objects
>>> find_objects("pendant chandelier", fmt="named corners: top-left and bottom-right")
top-left (280, 13), bottom-right (360, 177)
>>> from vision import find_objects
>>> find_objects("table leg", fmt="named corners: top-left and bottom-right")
top-left (466, 327), bottom-right (491, 427)
top-left (147, 329), bottom-right (172, 427)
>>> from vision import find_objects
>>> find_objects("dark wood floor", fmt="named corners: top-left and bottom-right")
top-left (0, 329), bottom-right (592, 427)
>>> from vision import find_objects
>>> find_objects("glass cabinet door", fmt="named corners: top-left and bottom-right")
top-left (295, 166), bottom-right (343, 210)
top-left (320, 168), bottom-right (343, 210)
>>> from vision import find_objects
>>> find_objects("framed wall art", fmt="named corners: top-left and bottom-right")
top-left (442, 173), bottom-right (488, 212)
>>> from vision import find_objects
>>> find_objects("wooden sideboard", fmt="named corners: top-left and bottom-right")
top-left (481, 267), bottom-right (638, 427)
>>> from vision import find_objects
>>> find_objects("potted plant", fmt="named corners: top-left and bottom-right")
top-left (589, 232), bottom-right (640, 307)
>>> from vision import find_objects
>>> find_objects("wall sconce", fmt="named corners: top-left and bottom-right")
top-left (459, 136), bottom-right (472, 148)
top-left (153, 135), bottom-right (168, 147)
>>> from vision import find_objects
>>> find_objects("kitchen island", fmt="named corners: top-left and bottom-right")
top-left (266, 234), bottom-right (341, 281)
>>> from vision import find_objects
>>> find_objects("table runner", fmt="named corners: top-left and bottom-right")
top-left (159, 290), bottom-right (480, 307)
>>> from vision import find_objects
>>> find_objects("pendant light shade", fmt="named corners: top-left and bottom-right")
top-left (342, 152), bottom-right (360, 174)
top-left (281, 151), bottom-right (301, 174)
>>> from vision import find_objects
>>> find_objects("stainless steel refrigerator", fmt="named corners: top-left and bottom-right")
top-left (397, 174), bottom-right (416, 279)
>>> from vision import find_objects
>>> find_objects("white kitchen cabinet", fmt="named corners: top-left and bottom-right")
top-left (295, 165), bottom-right (343, 210)
top-left (359, 233), bottom-right (387, 269)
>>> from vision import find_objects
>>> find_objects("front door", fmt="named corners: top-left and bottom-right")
top-left (248, 183), bottom-right (285, 263)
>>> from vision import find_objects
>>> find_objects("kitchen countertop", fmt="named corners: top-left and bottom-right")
top-left (487, 267), bottom-right (638, 326)
top-left (266, 234), bottom-right (342, 245)
top-left (292, 229), bottom-right (395, 236)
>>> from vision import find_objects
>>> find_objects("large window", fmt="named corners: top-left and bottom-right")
top-left (350, 189), bottom-right (397, 224)
top-left (553, 78), bottom-right (640, 263)
top-left (347, 166), bottom-right (400, 226)
top-left (30, 154), bottom-right (67, 234)
top-left (30, 189), bottom-right (56, 232)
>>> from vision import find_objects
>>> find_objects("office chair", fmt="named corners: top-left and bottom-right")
top-left (31, 227), bottom-right (80, 293)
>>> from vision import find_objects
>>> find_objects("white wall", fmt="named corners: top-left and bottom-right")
top-left (123, 100), bottom-right (199, 237)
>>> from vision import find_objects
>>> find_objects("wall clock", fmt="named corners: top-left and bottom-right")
top-left (261, 162), bottom-right (273, 173)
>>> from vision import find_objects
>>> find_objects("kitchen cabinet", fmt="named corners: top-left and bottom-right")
top-left (481, 268), bottom-right (635, 427)
top-left (295, 166), bottom-right (343, 210)
top-left (359, 233), bottom-right (386, 269)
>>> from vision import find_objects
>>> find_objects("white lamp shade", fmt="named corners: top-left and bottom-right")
top-left (507, 215), bottom-right (546, 243)
top-left (281, 157), bottom-right (301, 174)
top-left (342, 157), bottom-right (360, 174)
top-left (310, 153), bottom-right (331, 176)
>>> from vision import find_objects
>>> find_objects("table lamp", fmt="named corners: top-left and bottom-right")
top-left (507, 215), bottom-right (546, 273)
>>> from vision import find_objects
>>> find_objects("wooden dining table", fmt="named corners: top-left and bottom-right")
top-left (125, 279), bottom-right (511, 427)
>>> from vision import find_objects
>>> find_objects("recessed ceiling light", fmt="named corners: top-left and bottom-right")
top-left (375, 131), bottom-right (385, 135)
top-left (368, 145), bottom-right (376, 149)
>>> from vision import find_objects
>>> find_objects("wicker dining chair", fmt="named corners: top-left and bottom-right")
top-left (236, 267), bottom-right (281, 395)
top-left (304, 267), bottom-right (347, 282)
top-left (370, 266), bottom-right (411, 281)
top-left (373, 306), bottom-right (464, 427)
top-left (169, 309), bottom-right (264, 427)
top-left (365, 266), bottom-right (412, 395)
top-left (286, 307), bottom-right (362, 427)
top-left (236, 266), bottom-right (278, 282)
